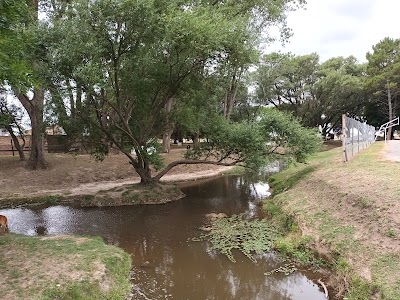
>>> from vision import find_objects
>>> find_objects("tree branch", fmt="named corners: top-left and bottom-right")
top-left (154, 159), bottom-right (243, 181)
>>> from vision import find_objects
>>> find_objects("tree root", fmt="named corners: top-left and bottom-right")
top-left (317, 278), bottom-right (329, 299)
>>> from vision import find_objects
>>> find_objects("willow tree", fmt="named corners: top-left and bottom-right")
top-left (47, 0), bottom-right (314, 184)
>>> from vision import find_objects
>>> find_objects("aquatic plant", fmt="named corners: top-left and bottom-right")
top-left (196, 214), bottom-right (281, 263)
top-left (264, 263), bottom-right (297, 276)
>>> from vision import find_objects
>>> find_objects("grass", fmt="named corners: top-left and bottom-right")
top-left (0, 234), bottom-right (132, 300)
top-left (85, 183), bottom-right (185, 206)
top-left (265, 141), bottom-right (400, 300)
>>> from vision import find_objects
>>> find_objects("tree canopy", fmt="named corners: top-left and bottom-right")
top-left (253, 52), bottom-right (367, 136)
top-left (38, 0), bottom-right (313, 183)
top-left (365, 37), bottom-right (400, 134)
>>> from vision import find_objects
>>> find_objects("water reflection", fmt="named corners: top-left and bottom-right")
top-left (0, 175), bottom-right (324, 300)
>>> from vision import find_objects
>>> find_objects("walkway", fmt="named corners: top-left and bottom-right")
top-left (384, 140), bottom-right (400, 162)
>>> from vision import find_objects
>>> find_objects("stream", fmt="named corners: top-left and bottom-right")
top-left (1, 168), bottom-right (326, 300)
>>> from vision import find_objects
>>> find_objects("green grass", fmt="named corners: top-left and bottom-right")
top-left (0, 234), bottom-right (131, 300)
top-left (222, 166), bottom-right (247, 176)
top-left (0, 194), bottom-right (66, 209)
top-left (268, 145), bottom-right (339, 195)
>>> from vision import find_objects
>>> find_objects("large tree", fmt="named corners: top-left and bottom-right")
top-left (2, 0), bottom-right (49, 169)
top-left (366, 37), bottom-right (400, 138)
top-left (306, 56), bottom-right (366, 136)
top-left (254, 53), bottom-right (366, 136)
top-left (46, 0), bottom-right (315, 184)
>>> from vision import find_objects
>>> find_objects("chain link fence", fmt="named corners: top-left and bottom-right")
top-left (342, 115), bottom-right (376, 162)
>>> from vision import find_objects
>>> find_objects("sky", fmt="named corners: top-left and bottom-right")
top-left (266, 0), bottom-right (400, 63)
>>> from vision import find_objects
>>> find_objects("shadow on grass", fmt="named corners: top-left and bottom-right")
top-left (269, 165), bottom-right (317, 195)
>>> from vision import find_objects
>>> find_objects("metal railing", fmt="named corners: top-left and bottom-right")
top-left (375, 117), bottom-right (399, 142)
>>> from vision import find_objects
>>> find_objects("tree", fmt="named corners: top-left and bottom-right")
top-left (366, 37), bottom-right (400, 139)
top-left (0, 0), bottom-right (33, 87)
top-left (1, 0), bottom-right (49, 169)
top-left (254, 53), bottom-right (367, 136)
top-left (46, 0), bottom-right (310, 184)
top-left (254, 52), bottom-right (320, 119)
top-left (0, 96), bottom-right (27, 160)
top-left (157, 108), bottom-right (322, 180)
top-left (306, 56), bottom-right (366, 136)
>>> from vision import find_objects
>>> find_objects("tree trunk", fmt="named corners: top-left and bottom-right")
top-left (136, 165), bottom-right (157, 184)
top-left (162, 97), bottom-right (175, 153)
top-left (6, 125), bottom-right (25, 161)
top-left (129, 154), bottom-right (157, 184)
top-left (27, 104), bottom-right (47, 169)
top-left (223, 67), bottom-right (242, 120)
top-left (192, 132), bottom-right (199, 149)
top-left (0, 101), bottom-right (26, 161)
top-left (16, 90), bottom-right (48, 170)
top-left (162, 128), bottom-right (173, 153)
top-left (12, 1), bottom-right (47, 169)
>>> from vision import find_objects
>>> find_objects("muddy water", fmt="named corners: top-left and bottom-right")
top-left (1, 174), bottom-right (326, 300)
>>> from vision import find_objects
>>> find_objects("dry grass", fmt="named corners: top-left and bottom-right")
top-left (0, 148), bottom-right (228, 200)
top-left (269, 141), bottom-right (400, 299)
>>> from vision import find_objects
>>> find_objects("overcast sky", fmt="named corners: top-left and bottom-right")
top-left (266, 0), bottom-right (400, 63)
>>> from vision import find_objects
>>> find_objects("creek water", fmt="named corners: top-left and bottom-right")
top-left (1, 169), bottom-right (326, 300)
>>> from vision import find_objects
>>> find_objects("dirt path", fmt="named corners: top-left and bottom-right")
top-left (0, 151), bottom-right (234, 200)
top-left (383, 140), bottom-right (400, 161)
top-left (34, 166), bottom-right (234, 197)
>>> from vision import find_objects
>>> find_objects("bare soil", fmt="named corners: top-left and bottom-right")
top-left (0, 148), bottom-right (233, 201)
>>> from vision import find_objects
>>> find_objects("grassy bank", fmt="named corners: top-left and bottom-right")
top-left (0, 234), bottom-right (131, 300)
top-left (0, 183), bottom-right (185, 209)
top-left (265, 142), bottom-right (400, 300)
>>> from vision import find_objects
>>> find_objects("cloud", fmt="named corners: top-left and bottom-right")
top-left (265, 0), bottom-right (400, 63)
top-left (328, 0), bottom-right (375, 20)
top-left (320, 30), bottom-right (358, 44)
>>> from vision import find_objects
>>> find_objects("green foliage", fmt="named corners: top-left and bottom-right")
top-left (0, 0), bottom-right (35, 88)
top-left (196, 214), bottom-right (281, 263)
top-left (41, 0), bottom-right (305, 182)
top-left (187, 108), bottom-right (322, 172)
top-left (365, 37), bottom-right (400, 128)
top-left (309, 56), bottom-right (366, 130)
top-left (258, 108), bottom-right (323, 162)
top-left (254, 52), bottom-right (320, 110)
top-left (253, 52), bottom-right (366, 133)
top-left (386, 228), bottom-right (397, 238)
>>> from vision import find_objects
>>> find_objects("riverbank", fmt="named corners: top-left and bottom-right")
top-left (266, 141), bottom-right (400, 300)
top-left (0, 149), bottom-right (234, 208)
top-left (0, 234), bottom-right (131, 300)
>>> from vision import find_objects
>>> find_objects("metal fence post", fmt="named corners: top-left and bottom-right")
top-left (342, 114), bottom-right (347, 162)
